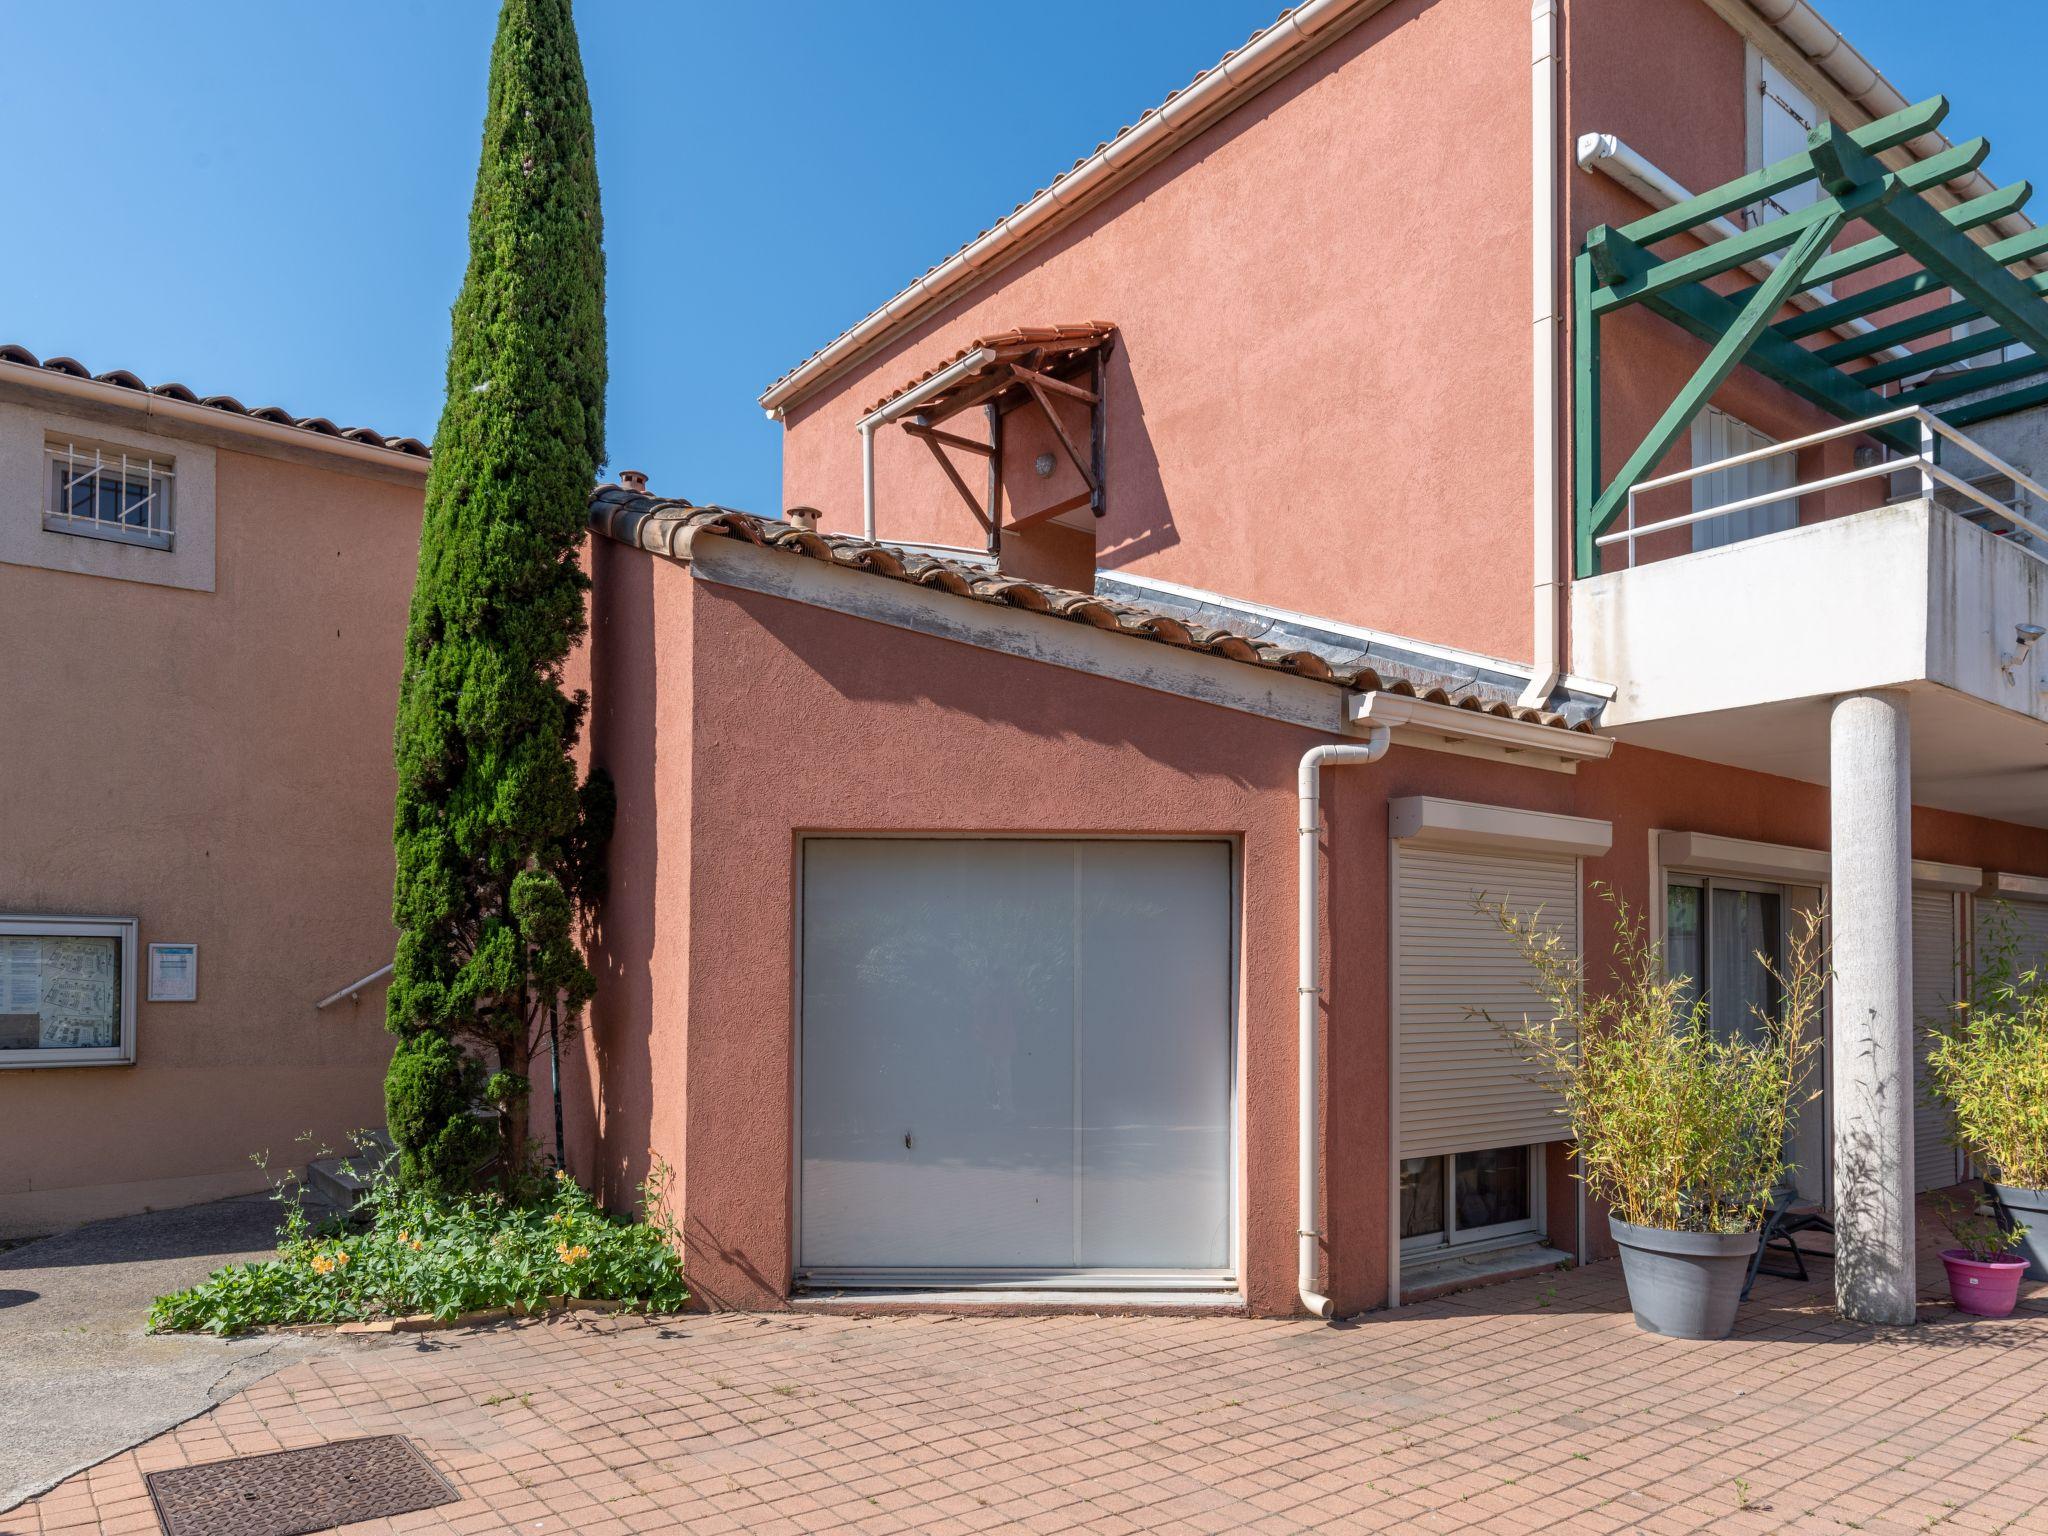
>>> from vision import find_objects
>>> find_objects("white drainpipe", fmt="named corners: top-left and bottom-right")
top-left (854, 347), bottom-right (995, 544)
top-left (1519, 0), bottom-right (1563, 712)
top-left (1297, 727), bottom-right (1391, 1319)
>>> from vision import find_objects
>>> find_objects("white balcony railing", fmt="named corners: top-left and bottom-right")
top-left (1600, 406), bottom-right (2048, 569)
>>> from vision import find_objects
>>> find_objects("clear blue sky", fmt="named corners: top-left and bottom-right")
top-left (1, 2), bottom-right (2041, 513)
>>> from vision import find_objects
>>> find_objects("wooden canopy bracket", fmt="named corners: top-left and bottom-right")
top-left (883, 329), bottom-right (1114, 558)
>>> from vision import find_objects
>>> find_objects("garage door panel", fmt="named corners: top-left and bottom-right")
top-left (800, 839), bottom-right (1233, 1278)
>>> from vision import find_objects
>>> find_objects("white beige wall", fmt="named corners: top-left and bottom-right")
top-left (0, 416), bottom-right (424, 1234)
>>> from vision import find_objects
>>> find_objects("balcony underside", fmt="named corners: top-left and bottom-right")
top-left (1573, 500), bottom-right (2048, 826)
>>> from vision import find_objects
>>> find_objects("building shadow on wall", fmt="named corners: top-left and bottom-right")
top-left (1092, 334), bottom-right (1178, 574)
top-left (581, 539), bottom-right (659, 1214)
top-left (772, 601), bottom-right (1267, 793)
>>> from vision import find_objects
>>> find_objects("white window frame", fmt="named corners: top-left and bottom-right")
top-left (44, 438), bottom-right (175, 552)
top-left (0, 914), bottom-right (139, 1068)
top-left (1398, 1143), bottom-right (1546, 1258)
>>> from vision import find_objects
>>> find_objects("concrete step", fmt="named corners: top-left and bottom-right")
top-left (304, 1132), bottom-right (395, 1215)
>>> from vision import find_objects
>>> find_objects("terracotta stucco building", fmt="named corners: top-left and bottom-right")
top-left (570, 0), bottom-right (2048, 1322)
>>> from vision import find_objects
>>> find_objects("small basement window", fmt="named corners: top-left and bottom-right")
top-left (0, 915), bottom-right (137, 1067)
top-left (45, 438), bottom-right (174, 550)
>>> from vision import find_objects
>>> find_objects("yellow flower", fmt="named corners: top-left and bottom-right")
top-left (556, 1242), bottom-right (590, 1265)
top-left (334, 1251), bottom-right (349, 1266)
top-left (410, 1238), bottom-right (424, 1252)
top-left (310, 1254), bottom-right (335, 1276)
top-left (555, 1169), bottom-right (572, 1183)
top-left (397, 1230), bottom-right (410, 1244)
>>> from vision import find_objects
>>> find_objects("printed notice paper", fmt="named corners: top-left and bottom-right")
top-left (149, 943), bottom-right (199, 1003)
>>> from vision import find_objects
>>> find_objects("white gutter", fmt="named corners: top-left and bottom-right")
top-left (1521, 0), bottom-right (1563, 710)
top-left (0, 360), bottom-right (430, 477)
top-left (855, 347), bottom-right (995, 542)
top-left (758, 0), bottom-right (1392, 416)
top-left (1348, 691), bottom-right (1614, 760)
top-left (1297, 727), bottom-right (1391, 1319)
top-left (1575, 134), bottom-right (1914, 363)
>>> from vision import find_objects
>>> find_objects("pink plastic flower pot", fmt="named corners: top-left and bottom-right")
top-left (1940, 1248), bottom-right (2027, 1318)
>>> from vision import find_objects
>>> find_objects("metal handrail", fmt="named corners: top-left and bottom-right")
top-left (315, 962), bottom-right (393, 1011)
top-left (1601, 405), bottom-right (2048, 565)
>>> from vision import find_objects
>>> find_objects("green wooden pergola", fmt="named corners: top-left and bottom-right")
top-left (1575, 95), bottom-right (2048, 573)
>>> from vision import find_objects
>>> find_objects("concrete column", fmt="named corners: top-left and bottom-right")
top-left (1829, 690), bottom-right (1917, 1326)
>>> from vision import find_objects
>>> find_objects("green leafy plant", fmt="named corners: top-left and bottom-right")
top-left (149, 1146), bottom-right (685, 1336)
top-left (1936, 1191), bottom-right (2023, 1264)
top-left (1478, 886), bottom-right (1825, 1235)
top-left (387, 0), bottom-right (613, 1189)
top-left (1925, 904), bottom-right (2048, 1191)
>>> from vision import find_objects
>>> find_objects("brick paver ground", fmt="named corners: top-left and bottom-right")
top-left (9, 1211), bottom-right (2046, 1535)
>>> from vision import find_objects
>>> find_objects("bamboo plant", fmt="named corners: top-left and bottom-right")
top-left (1478, 887), bottom-right (1826, 1235)
top-left (1926, 907), bottom-right (2048, 1191)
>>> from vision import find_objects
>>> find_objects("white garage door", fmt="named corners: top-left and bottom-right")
top-left (799, 839), bottom-right (1234, 1285)
top-left (1911, 890), bottom-right (1962, 1193)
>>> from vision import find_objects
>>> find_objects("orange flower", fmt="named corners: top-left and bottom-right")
top-left (556, 1242), bottom-right (590, 1265)
top-left (310, 1254), bottom-right (336, 1276)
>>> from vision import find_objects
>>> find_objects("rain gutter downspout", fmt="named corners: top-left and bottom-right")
top-left (1297, 727), bottom-right (1392, 1319)
top-left (1519, 0), bottom-right (1563, 712)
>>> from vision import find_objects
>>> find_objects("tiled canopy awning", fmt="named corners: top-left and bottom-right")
top-left (864, 324), bottom-right (1119, 551)
top-left (864, 324), bottom-right (1117, 418)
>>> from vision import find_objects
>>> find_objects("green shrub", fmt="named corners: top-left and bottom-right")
top-left (150, 1152), bottom-right (685, 1336)
top-left (1479, 886), bottom-right (1826, 1235)
top-left (1926, 906), bottom-right (2048, 1191)
top-left (383, 1034), bottom-right (496, 1194)
top-left (1936, 1191), bottom-right (2024, 1264)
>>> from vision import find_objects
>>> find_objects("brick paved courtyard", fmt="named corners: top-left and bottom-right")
top-left (9, 1226), bottom-right (2047, 1536)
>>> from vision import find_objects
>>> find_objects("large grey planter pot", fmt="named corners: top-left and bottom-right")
top-left (1609, 1218), bottom-right (1757, 1339)
top-left (1993, 1184), bottom-right (2048, 1281)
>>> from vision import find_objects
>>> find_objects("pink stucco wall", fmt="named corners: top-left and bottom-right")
top-left (0, 443), bottom-right (423, 1234)
top-left (776, 0), bottom-right (1538, 663)
top-left (577, 549), bottom-right (2048, 1316)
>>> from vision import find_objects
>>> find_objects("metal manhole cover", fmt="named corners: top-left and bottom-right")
top-left (143, 1434), bottom-right (458, 1536)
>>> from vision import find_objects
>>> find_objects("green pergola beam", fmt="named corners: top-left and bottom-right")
top-left (1944, 374), bottom-right (2048, 428)
top-left (1644, 284), bottom-right (1914, 453)
top-left (1589, 140), bottom-right (1982, 317)
top-left (1722, 178), bottom-right (2032, 317)
top-left (1775, 201), bottom-right (2048, 343)
top-left (1614, 95), bottom-right (1949, 247)
top-left (1864, 197), bottom-right (2048, 361)
top-left (1579, 209), bottom-right (1848, 571)
top-left (1896, 348), bottom-right (2048, 409)
top-left (1812, 271), bottom-right (2048, 367)
top-left (1811, 118), bottom-right (2048, 363)
top-left (1855, 324), bottom-right (2020, 387)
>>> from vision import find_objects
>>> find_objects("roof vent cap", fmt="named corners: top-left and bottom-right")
top-left (619, 469), bottom-right (648, 494)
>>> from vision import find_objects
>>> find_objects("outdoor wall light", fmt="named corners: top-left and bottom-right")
top-left (1034, 452), bottom-right (1056, 478)
top-left (1999, 621), bottom-right (2045, 686)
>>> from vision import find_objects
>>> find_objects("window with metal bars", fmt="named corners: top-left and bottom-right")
top-left (44, 439), bottom-right (174, 550)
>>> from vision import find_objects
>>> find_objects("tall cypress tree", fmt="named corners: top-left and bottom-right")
top-left (387, 0), bottom-right (611, 1189)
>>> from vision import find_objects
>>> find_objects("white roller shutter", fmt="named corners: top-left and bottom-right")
top-left (1395, 844), bottom-right (1575, 1159)
top-left (1911, 890), bottom-right (1962, 1193)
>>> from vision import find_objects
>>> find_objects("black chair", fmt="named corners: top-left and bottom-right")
top-left (1742, 1196), bottom-right (1834, 1299)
